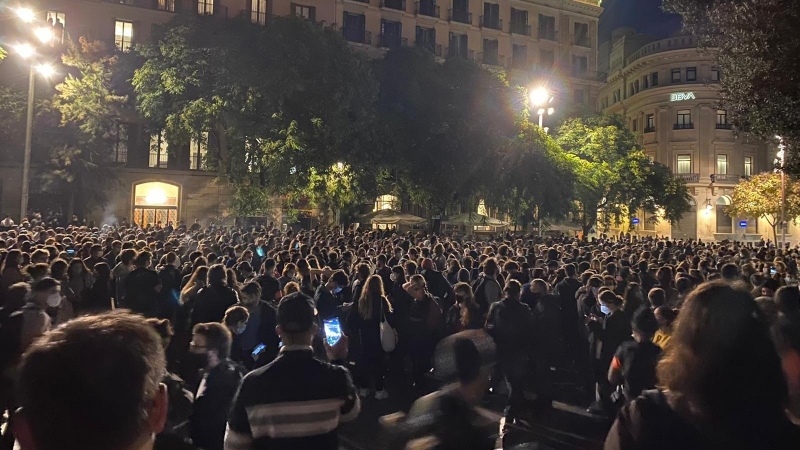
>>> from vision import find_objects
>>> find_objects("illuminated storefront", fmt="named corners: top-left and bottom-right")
top-left (132, 181), bottom-right (179, 227)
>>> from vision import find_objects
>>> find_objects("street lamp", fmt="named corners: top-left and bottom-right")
top-left (777, 136), bottom-right (787, 248)
top-left (34, 26), bottom-right (53, 44)
top-left (14, 6), bottom-right (36, 23)
top-left (529, 87), bottom-right (555, 129)
top-left (15, 43), bottom-right (35, 59)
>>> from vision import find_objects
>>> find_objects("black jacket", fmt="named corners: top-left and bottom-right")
top-left (190, 285), bottom-right (238, 327)
top-left (588, 310), bottom-right (632, 366)
top-left (190, 360), bottom-right (243, 450)
top-left (485, 297), bottom-right (534, 362)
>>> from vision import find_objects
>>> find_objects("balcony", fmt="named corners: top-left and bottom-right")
top-left (416, 41), bottom-right (442, 56)
top-left (448, 9), bottom-right (472, 24)
top-left (379, 35), bottom-right (407, 48)
top-left (415, 1), bottom-right (440, 18)
top-left (342, 28), bottom-right (372, 45)
top-left (716, 123), bottom-right (732, 130)
top-left (676, 173), bottom-right (700, 183)
top-left (511, 58), bottom-right (529, 70)
top-left (625, 35), bottom-right (697, 67)
top-left (447, 47), bottom-right (474, 61)
top-left (674, 123), bottom-right (694, 130)
top-left (644, 126), bottom-right (656, 133)
top-left (103, 0), bottom-right (176, 12)
top-left (381, 0), bottom-right (406, 10)
top-left (510, 23), bottom-right (531, 36)
top-left (538, 29), bottom-right (556, 41)
top-left (480, 16), bottom-right (502, 30)
top-left (479, 52), bottom-right (504, 67)
top-left (574, 36), bottom-right (591, 47)
top-left (711, 174), bottom-right (742, 184)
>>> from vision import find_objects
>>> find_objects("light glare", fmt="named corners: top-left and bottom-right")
top-left (35, 63), bottom-right (55, 78)
top-left (15, 7), bottom-right (36, 23)
top-left (529, 87), bottom-right (550, 107)
top-left (15, 43), bottom-right (35, 59)
top-left (34, 26), bottom-right (52, 44)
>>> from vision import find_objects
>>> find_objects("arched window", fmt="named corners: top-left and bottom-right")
top-left (133, 181), bottom-right (179, 228)
top-left (716, 196), bottom-right (733, 233)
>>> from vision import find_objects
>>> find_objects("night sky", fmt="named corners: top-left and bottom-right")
top-left (599, 0), bottom-right (683, 44)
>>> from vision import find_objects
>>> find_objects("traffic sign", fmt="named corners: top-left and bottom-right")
top-left (632, 217), bottom-right (640, 225)
top-left (739, 220), bottom-right (748, 228)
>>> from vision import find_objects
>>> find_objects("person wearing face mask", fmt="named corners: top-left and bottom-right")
top-left (238, 281), bottom-right (280, 369)
top-left (585, 290), bottom-right (631, 416)
top-left (404, 275), bottom-right (443, 389)
top-left (314, 270), bottom-right (349, 321)
top-left (187, 322), bottom-right (243, 450)
top-left (223, 305), bottom-right (251, 367)
top-left (19, 278), bottom-right (59, 354)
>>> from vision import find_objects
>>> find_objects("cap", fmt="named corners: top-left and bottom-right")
top-left (277, 292), bottom-right (317, 333)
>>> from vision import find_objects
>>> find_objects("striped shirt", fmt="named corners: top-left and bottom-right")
top-left (224, 346), bottom-right (360, 450)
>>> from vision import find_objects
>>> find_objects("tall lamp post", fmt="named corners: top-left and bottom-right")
top-left (529, 86), bottom-right (555, 130)
top-left (777, 136), bottom-right (787, 248)
top-left (12, 7), bottom-right (57, 223)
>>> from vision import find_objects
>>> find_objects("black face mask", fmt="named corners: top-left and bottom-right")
top-left (185, 351), bottom-right (208, 371)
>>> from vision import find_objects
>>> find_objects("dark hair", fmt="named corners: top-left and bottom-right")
top-left (223, 305), bottom-right (250, 327)
top-left (32, 277), bottom-right (59, 293)
top-left (775, 286), bottom-right (800, 315)
top-left (504, 279), bottom-right (521, 298)
top-left (240, 281), bottom-right (261, 297)
top-left (657, 281), bottom-right (788, 437)
top-left (632, 307), bottom-right (659, 337)
top-left (192, 322), bottom-right (232, 360)
top-left (119, 248), bottom-right (137, 265)
top-left (454, 337), bottom-right (481, 384)
top-left (17, 312), bottom-right (166, 450)
top-left (145, 317), bottom-right (174, 344)
top-left (648, 287), bottom-right (666, 308)
top-left (133, 251), bottom-right (152, 268)
top-left (93, 262), bottom-right (111, 280)
top-left (721, 263), bottom-right (739, 280)
top-left (207, 264), bottom-right (227, 288)
top-left (599, 289), bottom-right (623, 306)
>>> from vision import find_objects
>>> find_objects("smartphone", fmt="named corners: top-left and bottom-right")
top-left (66, 248), bottom-right (76, 256)
top-left (256, 247), bottom-right (266, 257)
top-left (294, 243), bottom-right (300, 250)
top-left (251, 343), bottom-right (266, 358)
top-left (770, 267), bottom-right (777, 276)
top-left (323, 317), bottom-right (342, 346)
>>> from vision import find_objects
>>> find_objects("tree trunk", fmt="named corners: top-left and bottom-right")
top-left (66, 188), bottom-right (75, 226)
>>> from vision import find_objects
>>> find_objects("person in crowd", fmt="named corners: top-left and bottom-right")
top-left (237, 281), bottom-right (280, 369)
top-left (485, 279), bottom-right (535, 425)
top-left (12, 312), bottom-right (174, 450)
top-left (349, 274), bottom-right (394, 400)
top-left (404, 274), bottom-right (443, 389)
top-left (19, 278), bottom-right (60, 353)
top-left (474, 258), bottom-right (502, 309)
top-left (191, 264), bottom-right (238, 326)
top-left (85, 262), bottom-right (113, 312)
top-left (124, 251), bottom-right (162, 317)
top-left (83, 244), bottom-right (104, 271)
top-left (528, 278), bottom-right (561, 410)
top-left (222, 305), bottom-right (250, 366)
top-left (188, 322), bottom-right (243, 450)
top-left (555, 263), bottom-right (583, 365)
top-left (111, 248), bottom-right (137, 305)
top-left (225, 292), bottom-right (358, 450)
top-left (776, 285), bottom-right (800, 316)
top-left (605, 281), bottom-right (800, 449)
top-left (445, 282), bottom-right (483, 335)
top-left (314, 269), bottom-right (349, 321)
top-left (158, 252), bottom-right (183, 321)
top-left (608, 307), bottom-right (662, 403)
top-left (0, 250), bottom-right (24, 300)
top-left (652, 305), bottom-right (676, 350)
top-left (587, 290), bottom-right (631, 415)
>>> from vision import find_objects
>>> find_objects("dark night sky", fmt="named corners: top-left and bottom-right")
top-left (599, 0), bottom-right (683, 44)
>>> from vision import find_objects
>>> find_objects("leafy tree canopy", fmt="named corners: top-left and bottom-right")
top-left (728, 171), bottom-right (800, 240)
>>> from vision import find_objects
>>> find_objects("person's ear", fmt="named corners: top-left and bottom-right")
top-left (147, 383), bottom-right (169, 435)
top-left (12, 409), bottom-right (36, 450)
top-left (276, 325), bottom-right (283, 338)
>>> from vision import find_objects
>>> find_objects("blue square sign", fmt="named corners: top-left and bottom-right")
top-left (632, 217), bottom-right (640, 225)
top-left (740, 220), bottom-right (748, 228)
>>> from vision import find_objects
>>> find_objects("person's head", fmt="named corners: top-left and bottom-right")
top-left (676, 276), bottom-right (692, 295)
top-left (190, 322), bottom-right (233, 369)
top-left (504, 279), bottom-right (522, 301)
top-left (598, 290), bottom-right (623, 314)
top-left (283, 281), bottom-right (300, 295)
top-left (93, 262), bottom-right (110, 280)
top-left (358, 275), bottom-right (388, 320)
top-left (565, 263), bottom-right (577, 278)
top-left (721, 263), bottom-right (739, 280)
top-left (453, 282), bottom-right (474, 305)
top-left (405, 274), bottom-right (427, 300)
top-left (31, 249), bottom-right (49, 265)
top-left (648, 287), bottom-right (666, 309)
top-left (207, 264), bottom-right (227, 288)
top-left (145, 317), bottom-right (174, 349)
top-left (2, 249), bottom-right (22, 270)
top-left (327, 270), bottom-right (348, 294)
top-left (14, 312), bottom-right (168, 450)
top-left (390, 265), bottom-right (406, 284)
top-left (654, 305), bottom-right (677, 330)
top-left (239, 281), bottom-right (261, 306)
top-left (483, 258), bottom-right (498, 277)
top-left (90, 244), bottom-right (103, 259)
top-left (223, 305), bottom-right (250, 335)
top-left (119, 248), bottom-right (136, 266)
top-left (282, 262), bottom-right (296, 280)
top-left (656, 266), bottom-right (673, 286)
top-left (631, 307), bottom-right (659, 342)
top-left (31, 277), bottom-right (61, 309)
top-left (762, 278), bottom-right (780, 297)
top-left (6, 282), bottom-right (30, 311)
top-left (775, 286), bottom-right (800, 316)
top-left (453, 337), bottom-right (487, 391)
top-left (134, 251), bottom-right (152, 269)
top-left (25, 263), bottom-right (49, 283)
top-left (531, 278), bottom-right (548, 296)
top-left (276, 292), bottom-right (318, 346)
top-left (658, 281), bottom-right (788, 427)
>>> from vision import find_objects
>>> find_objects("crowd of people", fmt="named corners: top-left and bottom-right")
top-left (0, 219), bottom-right (800, 450)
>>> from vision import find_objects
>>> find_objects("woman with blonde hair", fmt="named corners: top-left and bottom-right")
top-left (349, 274), bottom-right (394, 399)
top-left (446, 282), bottom-right (483, 334)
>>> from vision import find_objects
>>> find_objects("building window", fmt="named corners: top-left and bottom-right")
top-left (198, 0), bottom-right (214, 15)
top-left (677, 154), bottom-right (692, 174)
top-left (634, 80), bottom-right (640, 93)
top-left (676, 109), bottom-right (692, 128)
top-left (745, 156), bottom-right (753, 177)
top-left (46, 11), bottom-right (66, 45)
top-left (482, 38), bottom-right (499, 65)
top-left (716, 110), bottom-right (730, 129)
top-left (511, 44), bottom-right (527, 69)
top-left (643, 76), bottom-right (649, 89)
top-left (573, 89), bottom-right (584, 104)
top-left (381, 20), bottom-right (403, 48)
top-left (114, 20), bottom-right (134, 52)
top-left (374, 194), bottom-right (398, 211)
top-left (671, 68), bottom-right (681, 83)
top-left (716, 196), bottom-right (733, 233)
top-left (510, 8), bottom-right (528, 35)
top-left (632, 118), bottom-right (638, 132)
top-left (646, 113), bottom-right (655, 132)
top-left (157, 0), bottom-right (175, 11)
top-left (539, 49), bottom-right (555, 69)
top-left (538, 14), bottom-right (555, 40)
top-left (686, 67), bottom-right (697, 81)
top-left (416, 26), bottom-right (437, 54)
top-left (574, 22), bottom-right (589, 47)
top-left (252, 0), bottom-right (268, 24)
top-left (190, 132), bottom-right (208, 170)
top-left (112, 123), bottom-right (128, 163)
top-left (149, 132), bottom-right (169, 169)
top-left (572, 55), bottom-right (588, 77)
top-left (745, 217), bottom-right (758, 234)
top-left (292, 3), bottom-right (315, 20)
top-left (449, 32), bottom-right (468, 59)
top-left (716, 154), bottom-right (728, 175)
top-left (651, 71), bottom-right (659, 87)
top-left (343, 12), bottom-right (367, 44)
top-left (711, 68), bottom-right (720, 81)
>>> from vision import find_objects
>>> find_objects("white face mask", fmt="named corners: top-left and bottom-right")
top-left (235, 324), bottom-right (247, 335)
top-left (390, 273), bottom-right (397, 282)
top-left (47, 293), bottom-right (62, 308)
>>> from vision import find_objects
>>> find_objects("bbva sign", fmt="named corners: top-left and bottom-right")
top-left (670, 92), bottom-right (696, 101)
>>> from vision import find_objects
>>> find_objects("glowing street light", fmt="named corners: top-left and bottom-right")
top-left (15, 6), bottom-right (36, 23)
top-left (15, 43), bottom-right (35, 59)
top-left (34, 26), bottom-right (53, 44)
top-left (35, 63), bottom-right (55, 78)
top-left (529, 87), bottom-right (550, 107)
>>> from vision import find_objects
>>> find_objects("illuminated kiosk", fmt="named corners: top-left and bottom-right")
top-left (132, 181), bottom-right (179, 228)
top-left (358, 195), bottom-right (426, 231)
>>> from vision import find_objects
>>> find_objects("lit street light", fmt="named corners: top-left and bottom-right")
top-left (34, 26), bottom-right (53, 44)
top-left (36, 63), bottom-right (55, 78)
top-left (15, 43), bottom-right (35, 59)
top-left (15, 6), bottom-right (36, 23)
top-left (529, 87), bottom-right (555, 130)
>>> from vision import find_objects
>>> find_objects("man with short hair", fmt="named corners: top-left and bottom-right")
top-left (225, 292), bottom-right (359, 450)
top-left (12, 312), bottom-right (170, 450)
top-left (124, 251), bottom-right (162, 317)
top-left (189, 322), bottom-right (243, 450)
top-left (83, 244), bottom-right (104, 270)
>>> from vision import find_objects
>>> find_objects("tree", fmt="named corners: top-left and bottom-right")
top-left (727, 172), bottom-right (800, 241)
top-left (662, 0), bottom-right (800, 170)
top-left (555, 113), bottom-right (692, 236)
top-left (374, 48), bottom-right (516, 217)
top-left (134, 15), bottom-right (381, 217)
top-left (43, 38), bottom-right (129, 220)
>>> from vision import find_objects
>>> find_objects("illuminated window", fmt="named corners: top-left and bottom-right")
top-left (198, 0), bottom-right (214, 15)
top-left (158, 0), bottom-right (175, 11)
top-left (676, 155), bottom-right (691, 174)
top-left (716, 154), bottom-right (728, 175)
top-left (744, 156), bottom-right (752, 177)
top-left (190, 132), bottom-right (208, 170)
top-left (646, 113), bottom-right (655, 132)
top-left (717, 110), bottom-right (728, 125)
top-left (46, 11), bottom-right (66, 44)
top-left (374, 194), bottom-right (398, 211)
top-left (292, 3), bottom-right (316, 21)
top-left (114, 20), bottom-right (134, 52)
top-left (149, 132), bottom-right (169, 169)
top-left (133, 182), bottom-right (179, 228)
top-left (252, 0), bottom-right (268, 24)
top-left (716, 196), bottom-right (732, 233)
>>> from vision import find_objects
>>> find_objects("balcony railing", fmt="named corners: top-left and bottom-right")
top-left (248, 10), bottom-right (268, 25)
top-left (416, 41), bottom-right (442, 56)
top-left (381, 0), bottom-right (406, 10)
top-left (711, 174), bottom-right (742, 183)
top-left (447, 47), bottom-right (474, 61)
top-left (574, 36), bottom-right (591, 47)
top-left (625, 35), bottom-right (697, 67)
top-left (510, 23), bottom-right (531, 35)
top-left (379, 35), bottom-right (407, 48)
top-left (538, 29), bottom-right (556, 41)
top-left (676, 173), bottom-right (700, 183)
top-left (448, 9), bottom-right (472, 24)
top-left (644, 126), bottom-right (656, 133)
top-left (479, 52), bottom-right (504, 67)
top-left (480, 16), bottom-right (502, 30)
top-left (674, 123), bottom-right (694, 130)
top-left (197, 4), bottom-right (228, 17)
top-left (716, 123), bottom-right (732, 130)
top-left (415, 1), bottom-right (440, 17)
top-left (342, 28), bottom-right (372, 45)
